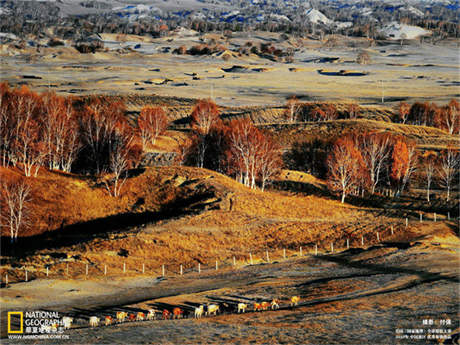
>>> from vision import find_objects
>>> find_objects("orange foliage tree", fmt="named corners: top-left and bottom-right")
top-left (138, 106), bottom-right (169, 150)
top-left (357, 132), bottom-right (392, 194)
top-left (390, 137), bottom-right (417, 195)
top-left (436, 99), bottom-right (459, 135)
top-left (327, 135), bottom-right (368, 203)
top-left (77, 97), bottom-right (126, 174)
top-left (190, 99), bottom-right (221, 135)
top-left (347, 103), bottom-right (360, 119)
top-left (227, 119), bottom-right (281, 189)
top-left (42, 92), bottom-right (80, 172)
top-left (397, 102), bottom-right (410, 124)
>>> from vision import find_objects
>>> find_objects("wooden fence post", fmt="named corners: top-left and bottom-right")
top-left (46, 266), bottom-right (49, 277)
top-left (420, 213), bottom-right (423, 222)
top-left (162, 264), bottom-right (165, 277)
top-left (361, 236), bottom-right (364, 246)
top-left (391, 226), bottom-right (394, 235)
top-left (346, 238), bottom-right (349, 249)
top-left (198, 263), bottom-right (201, 274)
top-left (331, 243), bottom-right (334, 253)
top-left (448, 212), bottom-right (450, 220)
top-left (5, 274), bottom-right (8, 286)
top-left (216, 260), bottom-right (218, 271)
top-left (142, 263), bottom-right (145, 274)
top-left (405, 218), bottom-right (408, 227)
top-left (249, 253), bottom-right (253, 265)
top-left (85, 264), bottom-right (88, 277)
top-left (104, 265), bottom-right (107, 276)
top-left (266, 250), bottom-right (270, 263)
top-left (233, 256), bottom-right (236, 267)
top-left (377, 232), bottom-right (380, 242)
top-left (66, 263), bottom-right (69, 276)
top-left (434, 213), bottom-right (437, 222)
top-left (299, 247), bottom-right (303, 257)
top-left (25, 269), bottom-right (28, 282)
top-left (315, 244), bottom-right (318, 256)
top-left (123, 262), bottom-right (126, 274)
top-left (180, 265), bottom-right (183, 275)
top-left (283, 248), bottom-right (286, 259)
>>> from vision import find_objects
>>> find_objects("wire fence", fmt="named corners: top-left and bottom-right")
top-left (0, 213), bottom-right (453, 287)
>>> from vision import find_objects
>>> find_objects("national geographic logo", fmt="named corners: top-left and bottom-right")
top-left (7, 312), bottom-right (23, 334)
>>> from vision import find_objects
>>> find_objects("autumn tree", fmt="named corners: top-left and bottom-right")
top-left (422, 151), bottom-right (437, 202)
top-left (436, 99), bottom-right (459, 135)
top-left (327, 135), bottom-right (368, 203)
top-left (390, 137), bottom-right (417, 195)
top-left (311, 104), bottom-right (338, 121)
top-left (257, 137), bottom-right (282, 191)
top-left (104, 124), bottom-right (141, 197)
top-left (42, 92), bottom-right (80, 172)
top-left (284, 96), bottom-right (301, 123)
top-left (397, 102), bottom-right (410, 124)
top-left (358, 132), bottom-right (392, 194)
top-left (227, 119), bottom-right (280, 189)
top-left (0, 180), bottom-right (31, 243)
top-left (347, 103), bottom-right (360, 119)
top-left (77, 97), bottom-right (126, 174)
top-left (138, 106), bottom-right (169, 150)
top-left (11, 86), bottom-right (46, 177)
top-left (438, 147), bottom-right (459, 201)
top-left (190, 99), bottom-right (221, 135)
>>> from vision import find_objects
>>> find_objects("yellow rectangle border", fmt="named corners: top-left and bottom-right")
top-left (8, 311), bottom-right (23, 334)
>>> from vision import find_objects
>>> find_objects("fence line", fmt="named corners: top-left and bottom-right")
top-left (2, 216), bottom-right (453, 286)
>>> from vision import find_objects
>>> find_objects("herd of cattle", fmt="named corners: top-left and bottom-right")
top-left (64, 296), bottom-right (301, 329)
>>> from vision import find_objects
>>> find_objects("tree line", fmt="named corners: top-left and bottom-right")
top-left (282, 96), bottom-right (459, 135)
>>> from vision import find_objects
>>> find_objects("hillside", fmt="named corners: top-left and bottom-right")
top-left (1, 165), bottom-right (456, 285)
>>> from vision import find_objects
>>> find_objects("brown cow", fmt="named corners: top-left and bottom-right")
top-left (173, 307), bottom-right (183, 319)
top-left (128, 313), bottom-right (136, 322)
top-left (162, 309), bottom-right (170, 320)
top-left (254, 302), bottom-right (262, 311)
top-left (261, 301), bottom-right (270, 310)
top-left (105, 316), bottom-right (113, 326)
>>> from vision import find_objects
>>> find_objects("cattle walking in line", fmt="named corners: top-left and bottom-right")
top-left (194, 305), bottom-right (204, 319)
top-left (89, 316), bottom-right (100, 327)
top-left (147, 309), bottom-right (156, 320)
top-left (290, 296), bottom-right (300, 306)
top-left (105, 316), bottom-right (113, 326)
top-left (271, 299), bottom-right (280, 310)
top-left (128, 314), bottom-right (136, 322)
top-left (206, 304), bottom-right (219, 316)
top-left (162, 309), bottom-right (171, 320)
top-left (62, 317), bottom-right (73, 330)
top-left (173, 307), bottom-right (183, 319)
top-left (261, 301), bottom-right (270, 310)
top-left (237, 303), bottom-right (248, 313)
top-left (116, 312), bottom-right (127, 323)
top-left (253, 302), bottom-right (262, 311)
top-left (136, 312), bottom-right (145, 321)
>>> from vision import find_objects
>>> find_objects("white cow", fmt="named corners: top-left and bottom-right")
top-left (237, 303), bottom-right (248, 313)
top-left (206, 304), bottom-right (219, 316)
top-left (194, 305), bottom-right (204, 319)
top-left (147, 310), bottom-right (156, 320)
top-left (89, 316), bottom-right (99, 327)
top-left (62, 317), bottom-right (73, 330)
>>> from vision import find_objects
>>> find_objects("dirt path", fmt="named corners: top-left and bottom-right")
top-left (2, 240), bottom-right (459, 344)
